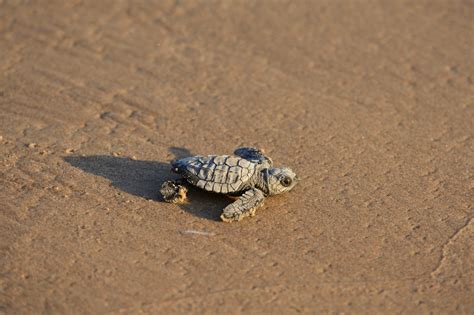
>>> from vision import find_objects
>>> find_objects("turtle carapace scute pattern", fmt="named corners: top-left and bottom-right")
top-left (160, 147), bottom-right (298, 222)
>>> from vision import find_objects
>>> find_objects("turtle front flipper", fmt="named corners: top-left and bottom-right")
top-left (234, 147), bottom-right (273, 167)
top-left (221, 188), bottom-right (265, 222)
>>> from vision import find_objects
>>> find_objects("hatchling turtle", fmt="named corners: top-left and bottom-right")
top-left (160, 147), bottom-right (299, 222)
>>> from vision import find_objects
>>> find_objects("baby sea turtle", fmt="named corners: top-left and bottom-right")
top-left (160, 147), bottom-right (299, 222)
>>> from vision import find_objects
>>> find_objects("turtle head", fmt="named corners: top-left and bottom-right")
top-left (265, 167), bottom-right (299, 195)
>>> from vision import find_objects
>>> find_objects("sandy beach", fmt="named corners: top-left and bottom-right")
top-left (1, 1), bottom-right (473, 313)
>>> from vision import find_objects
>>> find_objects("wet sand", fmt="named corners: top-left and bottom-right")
top-left (1, 1), bottom-right (473, 313)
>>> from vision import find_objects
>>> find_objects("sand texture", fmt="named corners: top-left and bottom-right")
top-left (1, 1), bottom-right (473, 314)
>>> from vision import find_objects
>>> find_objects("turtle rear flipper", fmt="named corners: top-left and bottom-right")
top-left (221, 188), bottom-right (265, 222)
top-left (160, 180), bottom-right (188, 203)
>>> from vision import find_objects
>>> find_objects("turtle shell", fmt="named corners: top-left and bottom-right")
top-left (172, 155), bottom-right (257, 194)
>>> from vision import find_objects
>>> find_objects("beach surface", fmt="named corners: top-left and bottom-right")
top-left (1, 1), bottom-right (473, 313)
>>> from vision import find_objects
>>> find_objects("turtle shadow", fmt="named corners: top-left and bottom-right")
top-left (64, 155), bottom-right (170, 200)
top-left (168, 146), bottom-right (192, 159)
top-left (179, 186), bottom-right (234, 221)
top-left (64, 152), bottom-right (231, 221)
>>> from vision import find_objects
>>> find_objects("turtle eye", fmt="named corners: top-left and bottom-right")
top-left (281, 177), bottom-right (292, 187)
